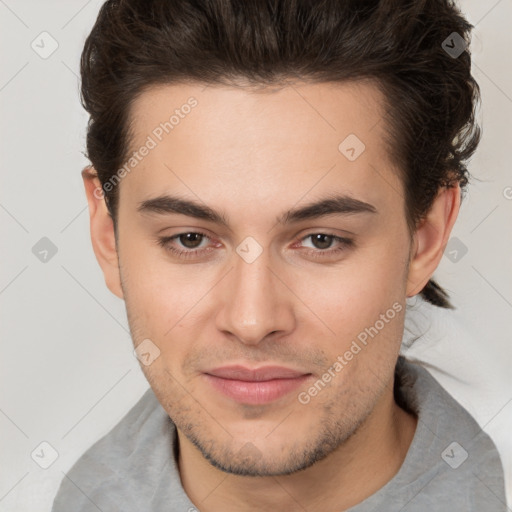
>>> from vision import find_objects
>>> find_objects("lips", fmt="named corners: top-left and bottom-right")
top-left (206, 365), bottom-right (307, 381)
top-left (203, 365), bottom-right (312, 405)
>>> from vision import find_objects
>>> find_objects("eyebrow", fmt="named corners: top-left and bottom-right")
top-left (137, 193), bottom-right (377, 227)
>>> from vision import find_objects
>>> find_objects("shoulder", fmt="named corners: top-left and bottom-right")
top-left (52, 388), bottom-right (175, 512)
top-left (394, 357), bottom-right (507, 510)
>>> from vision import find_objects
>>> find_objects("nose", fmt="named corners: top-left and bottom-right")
top-left (215, 247), bottom-right (296, 346)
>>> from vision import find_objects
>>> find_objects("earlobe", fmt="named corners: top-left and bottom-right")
top-left (82, 166), bottom-right (124, 300)
top-left (406, 184), bottom-right (461, 298)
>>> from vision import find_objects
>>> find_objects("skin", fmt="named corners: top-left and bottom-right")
top-left (83, 80), bottom-right (460, 511)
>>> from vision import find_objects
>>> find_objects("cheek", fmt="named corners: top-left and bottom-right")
top-left (294, 242), bottom-right (407, 316)
top-left (120, 231), bottom-right (204, 303)
top-left (118, 235), bottom-right (208, 350)
top-left (286, 242), bottom-right (408, 367)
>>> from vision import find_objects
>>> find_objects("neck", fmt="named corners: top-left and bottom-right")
top-left (178, 383), bottom-right (417, 512)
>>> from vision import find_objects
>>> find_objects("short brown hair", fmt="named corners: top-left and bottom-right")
top-left (80, 0), bottom-right (481, 309)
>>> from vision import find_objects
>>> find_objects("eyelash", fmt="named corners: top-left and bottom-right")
top-left (157, 231), bottom-right (354, 260)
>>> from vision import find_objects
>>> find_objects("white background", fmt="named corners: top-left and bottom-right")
top-left (0, 0), bottom-right (511, 510)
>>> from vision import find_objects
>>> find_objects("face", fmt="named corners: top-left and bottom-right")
top-left (113, 80), bottom-right (414, 475)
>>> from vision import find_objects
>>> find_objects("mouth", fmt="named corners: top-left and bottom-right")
top-left (203, 365), bottom-right (313, 405)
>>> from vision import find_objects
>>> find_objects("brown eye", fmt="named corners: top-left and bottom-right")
top-left (309, 234), bottom-right (335, 250)
top-left (178, 232), bottom-right (204, 249)
top-left (157, 230), bottom-right (217, 260)
top-left (296, 233), bottom-right (354, 260)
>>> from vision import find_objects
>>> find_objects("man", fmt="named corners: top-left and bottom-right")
top-left (52, 0), bottom-right (507, 510)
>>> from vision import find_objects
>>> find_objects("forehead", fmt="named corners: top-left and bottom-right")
top-left (129, 80), bottom-right (388, 150)
top-left (123, 80), bottom-right (403, 219)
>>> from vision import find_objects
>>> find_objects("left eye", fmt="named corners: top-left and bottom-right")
top-left (300, 233), bottom-right (340, 250)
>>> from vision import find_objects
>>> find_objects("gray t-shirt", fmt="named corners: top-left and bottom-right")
top-left (52, 357), bottom-right (507, 511)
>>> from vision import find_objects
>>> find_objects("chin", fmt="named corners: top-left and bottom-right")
top-left (182, 423), bottom-right (351, 477)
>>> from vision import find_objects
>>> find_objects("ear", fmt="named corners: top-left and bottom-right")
top-left (82, 166), bottom-right (124, 299)
top-left (406, 184), bottom-right (461, 297)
